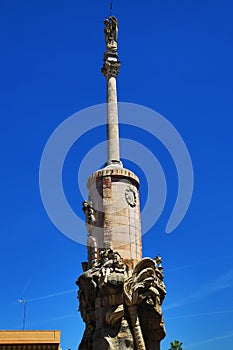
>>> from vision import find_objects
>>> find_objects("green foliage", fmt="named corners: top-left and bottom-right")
top-left (169, 339), bottom-right (183, 350)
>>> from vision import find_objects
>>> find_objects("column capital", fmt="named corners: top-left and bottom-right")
top-left (102, 16), bottom-right (120, 79)
top-left (102, 59), bottom-right (121, 79)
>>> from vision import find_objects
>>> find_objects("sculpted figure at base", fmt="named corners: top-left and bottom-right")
top-left (76, 250), bottom-right (166, 350)
top-left (124, 258), bottom-right (166, 350)
top-left (76, 249), bottom-right (133, 350)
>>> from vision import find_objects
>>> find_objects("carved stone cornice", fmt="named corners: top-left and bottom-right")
top-left (87, 167), bottom-right (140, 188)
top-left (102, 59), bottom-right (121, 79)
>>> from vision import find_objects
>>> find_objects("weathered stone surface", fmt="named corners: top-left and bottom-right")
top-left (77, 15), bottom-right (166, 350)
top-left (124, 258), bottom-right (166, 350)
top-left (76, 250), bottom-right (166, 350)
top-left (85, 170), bottom-right (142, 262)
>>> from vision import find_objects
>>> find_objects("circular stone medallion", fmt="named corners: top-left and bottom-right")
top-left (125, 188), bottom-right (137, 207)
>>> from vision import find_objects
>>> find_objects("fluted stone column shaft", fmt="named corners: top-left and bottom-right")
top-left (106, 75), bottom-right (120, 165)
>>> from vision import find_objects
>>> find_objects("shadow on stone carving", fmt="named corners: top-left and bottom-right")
top-left (76, 250), bottom-right (166, 350)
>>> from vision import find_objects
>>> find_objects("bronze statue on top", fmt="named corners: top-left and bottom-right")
top-left (104, 16), bottom-right (118, 52)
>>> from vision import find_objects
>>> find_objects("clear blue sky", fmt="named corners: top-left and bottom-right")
top-left (0, 1), bottom-right (233, 349)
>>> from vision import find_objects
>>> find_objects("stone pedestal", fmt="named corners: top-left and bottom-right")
top-left (76, 255), bottom-right (166, 350)
top-left (85, 167), bottom-right (142, 269)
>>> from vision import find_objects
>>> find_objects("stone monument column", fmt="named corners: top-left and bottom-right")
top-left (102, 15), bottom-right (121, 166)
top-left (102, 51), bottom-right (121, 165)
top-left (82, 15), bottom-right (142, 269)
top-left (76, 15), bottom-right (166, 350)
